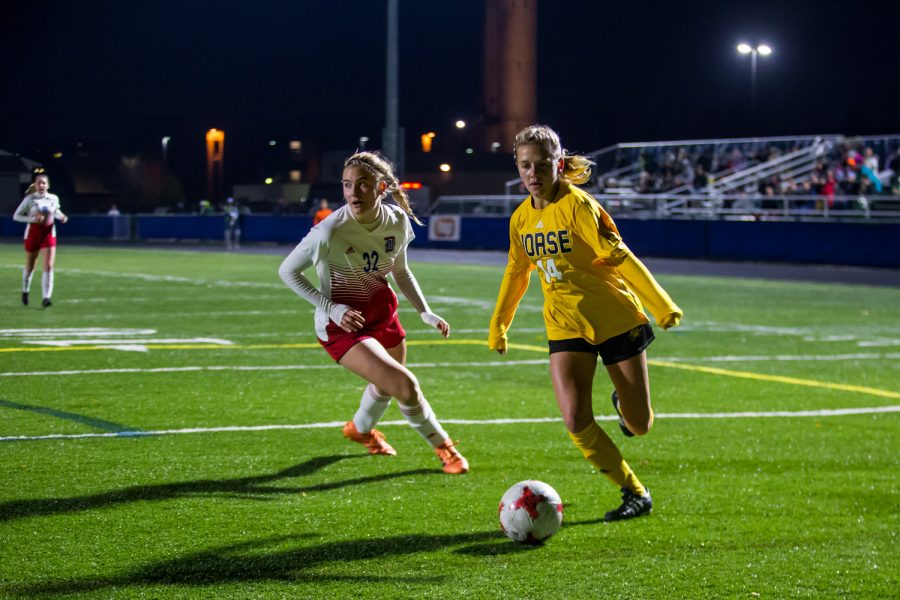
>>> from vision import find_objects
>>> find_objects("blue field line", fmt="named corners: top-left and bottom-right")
top-left (0, 399), bottom-right (143, 434)
top-left (1, 406), bottom-right (897, 443)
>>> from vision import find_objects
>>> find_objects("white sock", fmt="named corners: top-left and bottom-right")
top-left (23, 269), bottom-right (34, 292)
top-left (400, 397), bottom-right (449, 448)
top-left (352, 384), bottom-right (392, 433)
top-left (42, 271), bottom-right (54, 299)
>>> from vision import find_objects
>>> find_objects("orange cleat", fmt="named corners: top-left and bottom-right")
top-left (434, 440), bottom-right (469, 474)
top-left (342, 421), bottom-right (397, 456)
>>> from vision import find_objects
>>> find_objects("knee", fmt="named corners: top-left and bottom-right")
top-left (628, 419), bottom-right (653, 436)
top-left (390, 374), bottom-right (421, 405)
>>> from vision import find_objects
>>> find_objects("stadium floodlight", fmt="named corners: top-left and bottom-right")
top-left (736, 42), bottom-right (774, 130)
top-left (161, 136), bottom-right (171, 168)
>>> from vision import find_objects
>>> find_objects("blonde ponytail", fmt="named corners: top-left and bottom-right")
top-left (514, 124), bottom-right (594, 186)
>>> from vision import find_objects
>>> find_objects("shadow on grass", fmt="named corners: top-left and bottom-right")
top-left (0, 454), bottom-right (440, 522)
top-left (10, 518), bottom-right (612, 596)
top-left (11, 530), bottom-right (513, 596)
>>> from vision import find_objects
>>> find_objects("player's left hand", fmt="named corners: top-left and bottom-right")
top-left (421, 312), bottom-right (450, 338)
top-left (658, 307), bottom-right (683, 329)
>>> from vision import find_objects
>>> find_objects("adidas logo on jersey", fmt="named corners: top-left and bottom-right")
top-left (345, 246), bottom-right (356, 254)
top-left (535, 220), bottom-right (544, 229)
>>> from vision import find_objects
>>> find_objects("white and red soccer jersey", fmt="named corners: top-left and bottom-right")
top-left (279, 203), bottom-right (428, 342)
top-left (13, 192), bottom-right (65, 251)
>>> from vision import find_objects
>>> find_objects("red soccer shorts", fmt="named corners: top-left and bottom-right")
top-left (24, 224), bottom-right (56, 253)
top-left (319, 313), bottom-right (406, 362)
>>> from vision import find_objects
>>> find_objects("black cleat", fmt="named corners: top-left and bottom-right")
top-left (42, 298), bottom-right (52, 308)
top-left (22, 292), bottom-right (29, 306)
top-left (604, 487), bottom-right (652, 522)
top-left (611, 391), bottom-right (634, 437)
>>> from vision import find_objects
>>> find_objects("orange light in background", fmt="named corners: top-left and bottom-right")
top-left (206, 128), bottom-right (225, 201)
top-left (401, 182), bottom-right (423, 190)
top-left (420, 131), bottom-right (436, 153)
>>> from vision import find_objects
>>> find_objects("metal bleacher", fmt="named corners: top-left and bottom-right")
top-left (430, 134), bottom-right (900, 222)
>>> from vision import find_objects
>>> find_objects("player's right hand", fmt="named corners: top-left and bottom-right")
top-left (338, 309), bottom-right (365, 333)
top-left (329, 304), bottom-right (364, 332)
top-left (488, 334), bottom-right (508, 355)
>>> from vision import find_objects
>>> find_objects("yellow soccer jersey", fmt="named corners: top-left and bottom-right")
top-left (489, 183), bottom-right (648, 347)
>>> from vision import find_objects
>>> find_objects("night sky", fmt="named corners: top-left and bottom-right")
top-left (2, 0), bottom-right (899, 162)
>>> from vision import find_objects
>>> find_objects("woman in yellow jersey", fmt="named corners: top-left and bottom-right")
top-left (489, 125), bottom-right (683, 521)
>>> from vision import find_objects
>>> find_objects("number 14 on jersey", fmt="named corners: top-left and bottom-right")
top-left (536, 258), bottom-right (563, 283)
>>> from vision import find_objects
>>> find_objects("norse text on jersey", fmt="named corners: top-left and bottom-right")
top-left (520, 230), bottom-right (573, 258)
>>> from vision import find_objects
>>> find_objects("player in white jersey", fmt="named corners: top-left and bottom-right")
top-left (279, 151), bottom-right (469, 474)
top-left (12, 173), bottom-right (68, 307)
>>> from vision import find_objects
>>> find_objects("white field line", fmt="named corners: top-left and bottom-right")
top-left (2, 407), bottom-right (898, 443)
top-left (24, 338), bottom-right (234, 347)
top-left (0, 328), bottom-right (156, 338)
top-left (0, 359), bottom-right (549, 378)
top-left (4, 351), bottom-right (900, 378)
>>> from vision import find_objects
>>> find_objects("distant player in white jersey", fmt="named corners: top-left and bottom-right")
top-left (279, 151), bottom-right (469, 474)
top-left (12, 173), bottom-right (68, 307)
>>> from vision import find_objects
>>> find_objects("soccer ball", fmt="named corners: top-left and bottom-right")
top-left (498, 480), bottom-right (563, 544)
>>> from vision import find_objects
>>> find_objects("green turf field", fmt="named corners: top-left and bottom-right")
top-left (1, 243), bottom-right (897, 599)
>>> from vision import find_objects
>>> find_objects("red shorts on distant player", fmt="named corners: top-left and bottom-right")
top-left (24, 223), bottom-right (56, 253)
top-left (319, 315), bottom-right (406, 362)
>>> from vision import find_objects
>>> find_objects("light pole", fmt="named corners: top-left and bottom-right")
top-left (737, 42), bottom-right (772, 128)
top-left (161, 136), bottom-right (171, 169)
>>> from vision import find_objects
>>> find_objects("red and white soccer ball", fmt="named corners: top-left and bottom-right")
top-left (498, 480), bottom-right (563, 544)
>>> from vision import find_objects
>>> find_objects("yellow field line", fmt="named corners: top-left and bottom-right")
top-left (2, 337), bottom-right (897, 400)
top-left (648, 359), bottom-right (900, 400)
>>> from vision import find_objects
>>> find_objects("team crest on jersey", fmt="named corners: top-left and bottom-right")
top-left (384, 236), bottom-right (395, 252)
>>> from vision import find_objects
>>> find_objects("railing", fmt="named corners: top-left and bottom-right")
top-left (504, 134), bottom-right (850, 195)
top-left (703, 139), bottom-right (828, 194)
top-left (427, 193), bottom-right (900, 222)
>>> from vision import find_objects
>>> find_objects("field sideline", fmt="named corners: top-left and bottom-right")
top-left (1, 243), bottom-right (898, 598)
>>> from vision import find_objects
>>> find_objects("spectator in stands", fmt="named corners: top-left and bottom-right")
top-left (863, 147), bottom-right (879, 175)
top-left (12, 173), bottom-right (68, 307)
top-left (761, 184), bottom-right (781, 211)
top-left (677, 148), bottom-right (694, 191)
top-left (821, 169), bottom-right (837, 208)
top-left (107, 204), bottom-right (121, 216)
top-left (813, 159), bottom-right (827, 180)
top-left (312, 198), bottom-right (333, 226)
top-left (692, 163), bottom-right (709, 192)
top-left (858, 149), bottom-right (883, 193)
top-left (489, 124), bottom-right (682, 522)
top-left (887, 149), bottom-right (900, 194)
